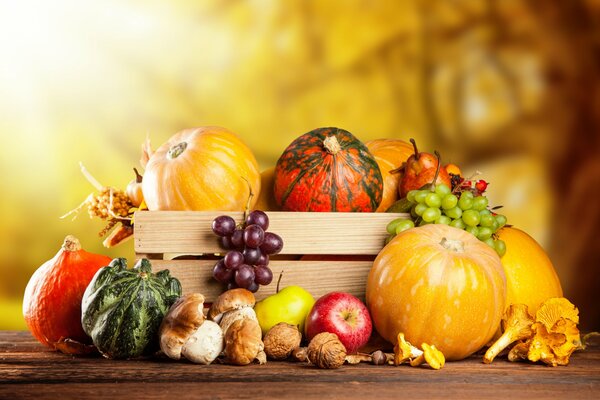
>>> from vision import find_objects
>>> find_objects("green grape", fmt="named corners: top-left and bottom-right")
top-left (483, 237), bottom-right (495, 248)
top-left (477, 227), bottom-right (493, 241)
top-left (462, 209), bottom-right (481, 227)
top-left (490, 219), bottom-right (500, 232)
top-left (419, 220), bottom-right (432, 226)
top-left (494, 239), bottom-right (507, 257)
top-left (425, 193), bottom-right (442, 208)
top-left (395, 219), bottom-right (415, 234)
top-left (414, 190), bottom-right (429, 203)
top-left (422, 207), bottom-right (442, 223)
top-left (479, 209), bottom-right (491, 217)
top-left (450, 218), bottom-right (466, 230)
top-left (435, 184), bottom-right (451, 196)
top-left (414, 203), bottom-right (428, 216)
top-left (436, 215), bottom-right (452, 225)
top-left (410, 207), bottom-right (420, 219)
top-left (445, 206), bottom-right (463, 219)
top-left (472, 196), bottom-right (489, 211)
top-left (466, 225), bottom-right (479, 237)
top-left (458, 192), bottom-right (474, 210)
top-left (495, 214), bottom-right (507, 227)
top-left (386, 218), bottom-right (406, 234)
top-left (479, 214), bottom-right (495, 228)
top-left (441, 194), bottom-right (458, 210)
top-left (407, 190), bottom-right (419, 203)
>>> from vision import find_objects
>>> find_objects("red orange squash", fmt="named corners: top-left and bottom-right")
top-left (274, 127), bottom-right (383, 212)
top-left (22, 236), bottom-right (112, 353)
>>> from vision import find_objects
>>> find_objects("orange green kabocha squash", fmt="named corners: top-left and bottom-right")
top-left (274, 127), bottom-right (383, 212)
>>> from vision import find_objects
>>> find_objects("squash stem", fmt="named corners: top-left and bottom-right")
top-left (323, 136), bottom-right (342, 155)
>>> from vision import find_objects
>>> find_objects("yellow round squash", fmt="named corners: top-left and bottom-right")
top-left (365, 139), bottom-right (414, 212)
top-left (496, 227), bottom-right (563, 315)
top-left (142, 126), bottom-right (260, 211)
top-left (366, 224), bottom-right (506, 360)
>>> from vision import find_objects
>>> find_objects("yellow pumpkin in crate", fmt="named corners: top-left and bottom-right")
top-left (142, 126), bottom-right (261, 211)
top-left (496, 227), bottom-right (563, 315)
top-left (365, 139), bottom-right (414, 212)
top-left (366, 224), bottom-right (506, 360)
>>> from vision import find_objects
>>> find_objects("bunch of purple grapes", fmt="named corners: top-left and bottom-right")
top-left (211, 210), bottom-right (284, 292)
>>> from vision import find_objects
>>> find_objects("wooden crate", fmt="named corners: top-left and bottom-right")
top-left (134, 211), bottom-right (409, 302)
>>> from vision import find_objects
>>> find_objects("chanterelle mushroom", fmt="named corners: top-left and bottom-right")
top-left (410, 343), bottom-right (445, 370)
top-left (394, 332), bottom-right (423, 365)
top-left (484, 304), bottom-right (534, 364)
top-left (159, 293), bottom-right (224, 365)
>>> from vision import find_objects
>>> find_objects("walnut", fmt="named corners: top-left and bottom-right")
top-left (307, 332), bottom-right (347, 369)
top-left (263, 323), bottom-right (302, 360)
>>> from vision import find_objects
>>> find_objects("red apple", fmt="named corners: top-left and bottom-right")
top-left (304, 292), bottom-right (373, 354)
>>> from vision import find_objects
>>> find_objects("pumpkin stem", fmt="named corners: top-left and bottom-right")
top-left (323, 136), bottom-right (342, 155)
top-left (167, 142), bottom-right (188, 160)
top-left (133, 168), bottom-right (143, 183)
top-left (62, 235), bottom-right (82, 252)
top-left (410, 138), bottom-right (419, 160)
top-left (439, 237), bottom-right (464, 253)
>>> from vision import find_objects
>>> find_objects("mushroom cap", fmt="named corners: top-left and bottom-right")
top-left (224, 318), bottom-right (264, 365)
top-left (219, 307), bottom-right (258, 335)
top-left (208, 288), bottom-right (256, 322)
top-left (159, 293), bottom-right (205, 360)
top-left (181, 320), bottom-right (224, 365)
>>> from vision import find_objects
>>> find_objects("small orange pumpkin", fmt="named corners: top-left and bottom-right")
top-left (366, 224), bottom-right (506, 360)
top-left (142, 126), bottom-right (261, 211)
top-left (365, 139), bottom-right (414, 212)
top-left (496, 227), bottom-right (563, 315)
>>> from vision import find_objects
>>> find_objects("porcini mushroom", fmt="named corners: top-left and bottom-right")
top-left (484, 304), bottom-right (534, 364)
top-left (208, 288), bottom-right (256, 323)
top-left (159, 293), bottom-right (224, 365)
top-left (219, 306), bottom-right (258, 334)
top-left (224, 318), bottom-right (266, 365)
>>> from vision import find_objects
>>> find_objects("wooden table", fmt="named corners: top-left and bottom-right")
top-left (1, 331), bottom-right (599, 399)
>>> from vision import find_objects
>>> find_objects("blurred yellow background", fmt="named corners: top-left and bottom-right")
top-left (1, 1), bottom-right (599, 329)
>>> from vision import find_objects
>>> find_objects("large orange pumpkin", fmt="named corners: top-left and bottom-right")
top-left (366, 224), bottom-right (506, 360)
top-left (365, 139), bottom-right (414, 212)
top-left (142, 126), bottom-right (261, 211)
top-left (496, 227), bottom-right (563, 314)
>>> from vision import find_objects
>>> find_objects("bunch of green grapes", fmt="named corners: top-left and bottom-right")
top-left (386, 183), bottom-right (507, 257)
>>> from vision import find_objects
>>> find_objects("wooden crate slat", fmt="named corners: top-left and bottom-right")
top-left (149, 259), bottom-right (374, 302)
top-left (135, 211), bottom-right (408, 255)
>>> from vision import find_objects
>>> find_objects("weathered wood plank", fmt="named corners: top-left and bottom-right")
top-left (147, 259), bottom-right (374, 302)
top-left (134, 211), bottom-right (408, 255)
top-left (1, 332), bottom-right (599, 400)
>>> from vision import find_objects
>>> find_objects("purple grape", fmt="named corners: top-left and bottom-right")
top-left (243, 247), bottom-right (261, 265)
top-left (224, 251), bottom-right (244, 270)
top-left (244, 224), bottom-right (264, 248)
top-left (254, 265), bottom-right (273, 286)
top-left (212, 260), bottom-right (233, 284)
top-left (246, 210), bottom-right (269, 231)
top-left (260, 232), bottom-right (283, 255)
top-left (220, 235), bottom-right (234, 250)
top-left (247, 281), bottom-right (259, 293)
top-left (227, 282), bottom-right (239, 290)
top-left (256, 253), bottom-right (269, 266)
top-left (231, 229), bottom-right (245, 249)
top-left (212, 215), bottom-right (236, 237)
top-left (235, 264), bottom-right (255, 288)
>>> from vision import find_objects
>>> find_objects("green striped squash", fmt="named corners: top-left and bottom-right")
top-left (81, 258), bottom-right (181, 359)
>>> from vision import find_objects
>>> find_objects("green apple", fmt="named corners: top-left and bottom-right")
top-left (254, 286), bottom-right (315, 335)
